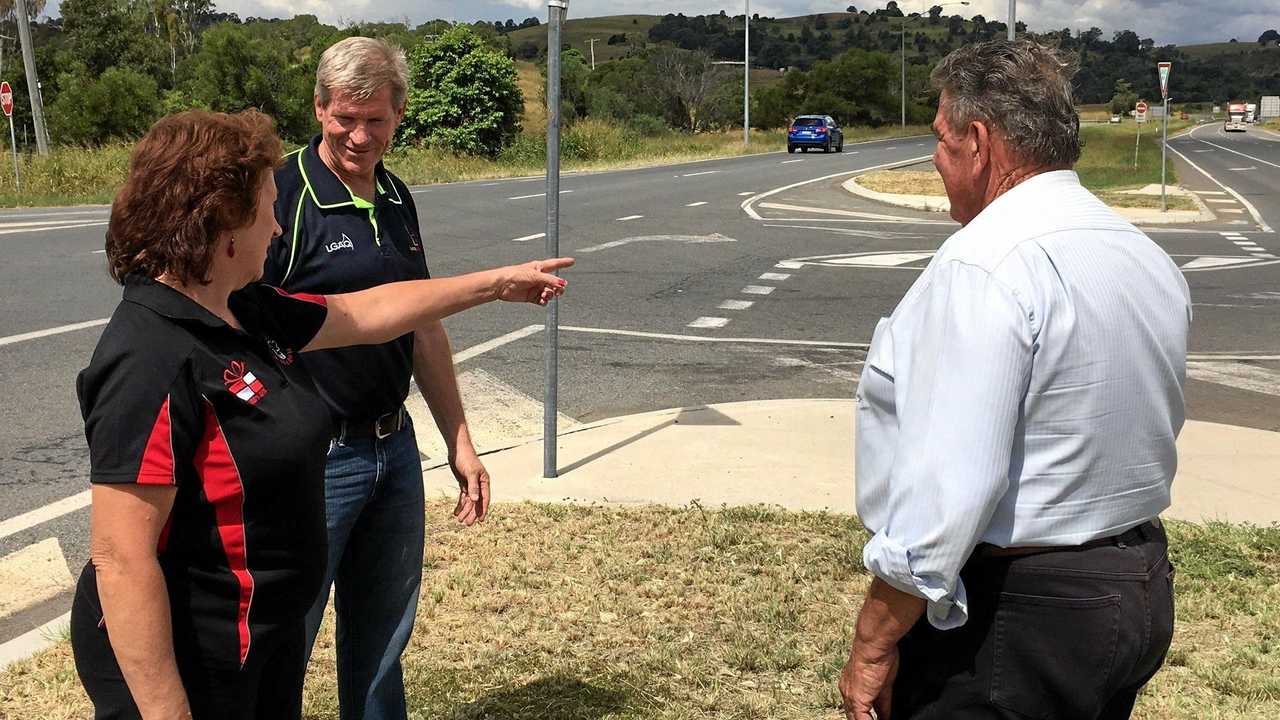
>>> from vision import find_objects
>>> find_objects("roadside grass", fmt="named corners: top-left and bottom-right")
top-left (0, 122), bottom-right (931, 209)
top-left (2, 503), bottom-right (1277, 719)
top-left (857, 121), bottom-right (1198, 212)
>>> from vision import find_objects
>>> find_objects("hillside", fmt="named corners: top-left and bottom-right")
top-left (506, 15), bottom-right (661, 64)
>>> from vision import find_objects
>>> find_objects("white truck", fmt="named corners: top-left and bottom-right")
top-left (1245, 103), bottom-right (1257, 123)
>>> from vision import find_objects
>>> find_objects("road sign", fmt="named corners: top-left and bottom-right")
top-left (0, 82), bottom-right (12, 118)
top-left (1158, 62), bottom-right (1171, 100)
top-left (2, 80), bottom-right (17, 193)
top-left (1136, 100), bottom-right (1149, 114)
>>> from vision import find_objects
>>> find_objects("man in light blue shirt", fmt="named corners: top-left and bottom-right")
top-left (839, 40), bottom-right (1189, 720)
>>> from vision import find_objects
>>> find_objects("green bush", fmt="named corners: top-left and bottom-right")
top-left (401, 26), bottom-right (524, 156)
top-left (628, 114), bottom-right (669, 137)
top-left (49, 67), bottom-right (161, 145)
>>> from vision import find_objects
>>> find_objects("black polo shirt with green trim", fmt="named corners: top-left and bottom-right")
top-left (263, 135), bottom-right (429, 423)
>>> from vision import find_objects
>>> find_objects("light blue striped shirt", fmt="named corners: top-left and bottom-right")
top-left (856, 170), bottom-right (1191, 630)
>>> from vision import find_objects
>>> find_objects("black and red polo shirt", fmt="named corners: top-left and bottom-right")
top-left (76, 274), bottom-right (332, 669)
top-left (263, 135), bottom-right (429, 424)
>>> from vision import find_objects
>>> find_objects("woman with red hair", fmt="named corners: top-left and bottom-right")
top-left (70, 109), bottom-right (571, 719)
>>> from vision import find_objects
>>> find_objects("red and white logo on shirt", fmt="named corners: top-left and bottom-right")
top-left (223, 360), bottom-right (268, 405)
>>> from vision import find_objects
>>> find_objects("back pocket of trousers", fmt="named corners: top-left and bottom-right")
top-left (991, 591), bottom-right (1122, 720)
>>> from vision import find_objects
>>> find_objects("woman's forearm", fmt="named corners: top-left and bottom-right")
top-left (95, 552), bottom-right (190, 718)
top-left (311, 270), bottom-right (502, 351)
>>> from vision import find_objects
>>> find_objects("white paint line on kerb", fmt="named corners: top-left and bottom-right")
top-left (0, 319), bottom-right (110, 348)
top-left (0, 612), bottom-right (71, 672)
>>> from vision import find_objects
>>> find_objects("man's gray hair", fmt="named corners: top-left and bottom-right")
top-left (315, 37), bottom-right (409, 110)
top-left (931, 39), bottom-right (1081, 167)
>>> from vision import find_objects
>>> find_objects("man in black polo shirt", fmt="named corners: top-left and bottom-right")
top-left (262, 37), bottom-right (489, 720)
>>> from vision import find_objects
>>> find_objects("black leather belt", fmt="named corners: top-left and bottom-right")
top-left (975, 519), bottom-right (1161, 559)
top-left (336, 406), bottom-right (406, 442)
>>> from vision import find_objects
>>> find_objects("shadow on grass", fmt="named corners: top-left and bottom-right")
top-left (452, 675), bottom-right (628, 719)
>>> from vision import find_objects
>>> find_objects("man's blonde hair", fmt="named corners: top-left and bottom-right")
top-left (315, 37), bottom-right (409, 109)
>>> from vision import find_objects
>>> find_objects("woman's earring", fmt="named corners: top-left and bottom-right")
top-left (228, 236), bottom-right (237, 259)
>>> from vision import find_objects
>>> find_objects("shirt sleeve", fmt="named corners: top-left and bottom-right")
top-left (861, 259), bottom-right (1035, 630)
top-left (79, 352), bottom-right (203, 487)
top-left (230, 283), bottom-right (329, 353)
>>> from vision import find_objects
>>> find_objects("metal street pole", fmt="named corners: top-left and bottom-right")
top-left (7, 115), bottom-right (18, 192)
top-left (1008, 0), bottom-right (1016, 40)
top-left (13, 0), bottom-right (47, 155)
top-left (744, 0), bottom-right (750, 146)
top-left (587, 37), bottom-right (597, 70)
top-left (900, 17), bottom-right (906, 128)
top-left (544, 0), bottom-right (567, 478)
top-left (1161, 97), bottom-right (1169, 212)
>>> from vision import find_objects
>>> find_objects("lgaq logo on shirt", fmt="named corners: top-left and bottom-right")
top-left (224, 360), bottom-right (268, 405)
top-left (326, 233), bottom-right (355, 253)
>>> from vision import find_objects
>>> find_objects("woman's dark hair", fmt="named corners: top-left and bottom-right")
top-left (105, 110), bottom-right (283, 285)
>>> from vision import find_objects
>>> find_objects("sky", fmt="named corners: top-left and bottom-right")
top-left (41, 1), bottom-right (1280, 47)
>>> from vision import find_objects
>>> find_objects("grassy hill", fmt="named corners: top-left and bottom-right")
top-left (506, 15), bottom-right (661, 64)
top-left (1178, 41), bottom-right (1280, 59)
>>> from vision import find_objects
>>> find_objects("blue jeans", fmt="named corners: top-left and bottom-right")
top-left (304, 419), bottom-right (425, 720)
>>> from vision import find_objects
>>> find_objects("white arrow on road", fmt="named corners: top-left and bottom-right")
top-left (577, 233), bottom-right (737, 254)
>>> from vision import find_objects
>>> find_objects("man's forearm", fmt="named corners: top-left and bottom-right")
top-left (413, 321), bottom-right (472, 455)
top-left (855, 577), bottom-right (927, 656)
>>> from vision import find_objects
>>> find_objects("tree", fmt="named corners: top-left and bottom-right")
top-left (49, 67), bottom-right (160, 143)
top-left (815, 14), bottom-right (829, 31)
top-left (649, 48), bottom-right (726, 130)
top-left (847, 5), bottom-right (857, 12)
top-left (1109, 78), bottom-right (1137, 115)
top-left (1259, 29), bottom-right (1280, 47)
top-left (927, 5), bottom-right (943, 24)
top-left (401, 26), bottom-right (523, 155)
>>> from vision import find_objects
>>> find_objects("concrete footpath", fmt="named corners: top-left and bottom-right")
top-left (425, 399), bottom-right (1280, 527)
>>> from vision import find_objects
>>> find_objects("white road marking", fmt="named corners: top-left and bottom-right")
top-left (742, 285), bottom-right (776, 295)
top-left (741, 154), bottom-right (934, 221)
top-left (0, 221), bottom-right (108, 236)
top-left (758, 202), bottom-right (923, 222)
top-left (1199, 191), bottom-right (1228, 196)
top-left (1234, 240), bottom-right (1260, 246)
top-left (1166, 132), bottom-right (1273, 233)
top-left (452, 324), bottom-right (543, 364)
top-left (718, 299), bottom-right (754, 310)
top-left (774, 356), bottom-right (860, 383)
top-left (91, 249), bottom-right (106, 254)
top-left (1190, 130), bottom-right (1280, 170)
top-left (1254, 253), bottom-right (1278, 259)
top-left (508, 190), bottom-right (573, 200)
top-left (0, 611), bottom-right (70, 672)
top-left (758, 272), bottom-right (791, 281)
top-left (1220, 209), bottom-right (1246, 214)
top-left (1205, 199), bottom-right (1237, 204)
top-left (775, 261), bottom-right (805, 269)
top-left (0, 491), bottom-right (91, 542)
top-left (0, 218), bottom-right (108, 230)
top-left (737, 192), bottom-right (756, 196)
top-left (682, 171), bottom-right (720, 177)
top-left (0, 318), bottom-right (110, 348)
top-left (577, 233), bottom-right (735, 254)
top-left (780, 159), bottom-right (804, 164)
top-left (559, 325), bottom-right (869, 349)
top-left (886, 146), bottom-right (898, 150)
top-left (685, 201), bottom-right (708, 207)
top-left (616, 214), bottom-right (644, 221)
top-left (511, 232), bottom-right (546, 243)
top-left (1228, 167), bottom-right (1257, 172)
top-left (1187, 361), bottom-right (1280, 397)
top-left (1180, 256), bottom-right (1269, 271)
top-left (688, 317), bottom-right (730, 329)
top-left (0, 538), bottom-right (74, 619)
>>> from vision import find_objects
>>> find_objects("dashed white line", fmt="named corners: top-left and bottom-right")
top-left (508, 190), bottom-right (573, 200)
top-left (688, 317), bottom-right (730, 329)
top-left (1221, 209), bottom-right (1246, 214)
top-left (1205, 199), bottom-right (1236, 204)
top-left (682, 171), bottom-right (720, 177)
top-left (718, 299), bottom-right (754, 310)
top-left (511, 232), bottom-right (546, 242)
top-left (616, 215), bottom-right (644, 222)
top-left (742, 285), bottom-right (776, 295)
top-left (776, 261), bottom-right (805, 269)
top-left (1199, 191), bottom-right (1228, 196)
top-left (686, 201), bottom-right (708, 207)
top-left (91, 249), bottom-right (106, 254)
top-left (758, 272), bottom-right (791, 281)
top-left (781, 159), bottom-right (804, 164)
top-left (737, 192), bottom-right (756, 196)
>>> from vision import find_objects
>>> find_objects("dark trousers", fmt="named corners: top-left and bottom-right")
top-left (71, 564), bottom-right (308, 720)
top-left (892, 521), bottom-right (1175, 720)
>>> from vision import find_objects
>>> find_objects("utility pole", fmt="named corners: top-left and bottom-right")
top-left (587, 37), bottom-right (597, 70)
top-left (544, 0), bottom-right (567, 479)
top-left (744, 0), bottom-right (750, 146)
top-left (13, 0), bottom-right (48, 154)
top-left (900, 16), bottom-right (906, 128)
top-left (1007, 0), bottom-right (1016, 40)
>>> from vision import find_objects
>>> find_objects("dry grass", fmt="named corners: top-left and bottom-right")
top-left (1096, 191), bottom-right (1198, 211)
top-left (857, 169), bottom-right (945, 196)
top-left (3, 504), bottom-right (1278, 719)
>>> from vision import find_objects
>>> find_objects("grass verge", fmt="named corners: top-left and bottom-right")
top-left (0, 122), bottom-right (932, 209)
top-left (2, 502), bottom-right (1277, 719)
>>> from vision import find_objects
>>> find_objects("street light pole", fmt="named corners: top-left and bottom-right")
top-left (744, 0), bottom-right (750, 146)
top-left (544, 0), bottom-right (567, 479)
top-left (1008, 0), bottom-right (1016, 40)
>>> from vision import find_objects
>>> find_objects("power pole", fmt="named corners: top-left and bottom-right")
top-left (744, 0), bottom-right (750, 146)
top-left (587, 37), bottom-right (597, 70)
top-left (544, 0), bottom-right (567, 478)
top-left (1007, 0), bottom-right (1016, 40)
top-left (13, 0), bottom-right (48, 154)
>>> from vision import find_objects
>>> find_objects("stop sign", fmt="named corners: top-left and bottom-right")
top-left (0, 82), bottom-right (12, 118)
top-left (1136, 100), bottom-right (1149, 114)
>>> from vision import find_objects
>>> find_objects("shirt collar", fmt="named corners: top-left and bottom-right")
top-left (122, 274), bottom-right (227, 328)
top-left (982, 169), bottom-right (1080, 217)
top-left (299, 135), bottom-right (403, 208)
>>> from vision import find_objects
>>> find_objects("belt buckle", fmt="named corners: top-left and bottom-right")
top-left (375, 409), bottom-right (399, 440)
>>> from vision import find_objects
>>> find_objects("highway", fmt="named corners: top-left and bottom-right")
top-left (1, 129), bottom-right (1278, 655)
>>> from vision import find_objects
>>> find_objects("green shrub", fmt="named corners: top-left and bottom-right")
top-left (48, 67), bottom-right (161, 145)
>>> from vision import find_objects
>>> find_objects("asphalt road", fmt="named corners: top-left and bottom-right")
top-left (2, 129), bottom-right (1278, 651)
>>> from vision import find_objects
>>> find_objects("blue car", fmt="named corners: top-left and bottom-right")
top-left (787, 115), bottom-right (844, 154)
